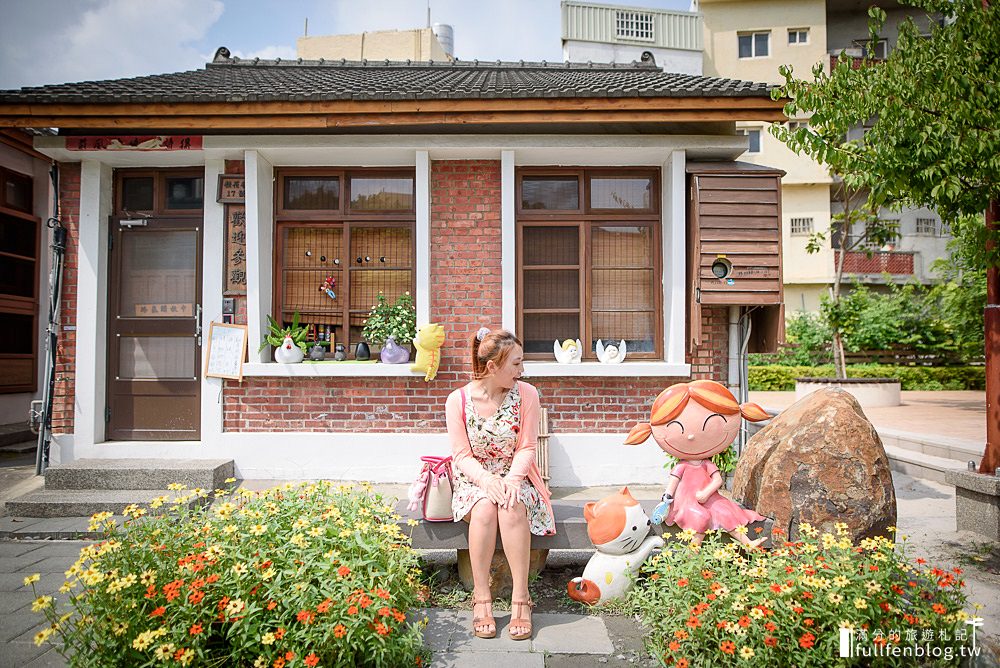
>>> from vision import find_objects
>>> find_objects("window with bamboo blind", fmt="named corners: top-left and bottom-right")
top-left (516, 168), bottom-right (661, 361)
top-left (274, 169), bottom-right (415, 354)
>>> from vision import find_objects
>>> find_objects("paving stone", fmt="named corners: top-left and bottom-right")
top-left (0, 541), bottom-right (45, 558)
top-left (26, 556), bottom-right (80, 576)
top-left (21, 649), bottom-right (68, 668)
top-left (531, 614), bottom-right (614, 655)
top-left (431, 651), bottom-right (545, 668)
top-left (0, 591), bottom-right (35, 615)
top-left (0, 552), bottom-right (49, 573)
top-left (0, 640), bottom-right (52, 668)
top-left (0, 614), bottom-right (42, 643)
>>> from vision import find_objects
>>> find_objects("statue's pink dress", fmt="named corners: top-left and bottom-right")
top-left (665, 460), bottom-right (764, 534)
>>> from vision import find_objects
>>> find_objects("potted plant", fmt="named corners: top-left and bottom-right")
top-left (259, 312), bottom-right (309, 364)
top-left (362, 292), bottom-right (417, 363)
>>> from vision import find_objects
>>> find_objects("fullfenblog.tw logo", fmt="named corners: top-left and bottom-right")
top-left (839, 618), bottom-right (984, 661)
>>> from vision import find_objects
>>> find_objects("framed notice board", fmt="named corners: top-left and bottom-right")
top-left (204, 322), bottom-right (248, 381)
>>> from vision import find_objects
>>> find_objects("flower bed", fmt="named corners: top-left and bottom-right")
top-left (628, 525), bottom-right (975, 667)
top-left (27, 480), bottom-right (428, 667)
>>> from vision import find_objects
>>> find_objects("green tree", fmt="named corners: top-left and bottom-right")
top-left (771, 0), bottom-right (1000, 469)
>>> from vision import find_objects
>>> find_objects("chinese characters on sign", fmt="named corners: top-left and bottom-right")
top-left (217, 175), bottom-right (246, 204)
top-left (65, 136), bottom-right (203, 151)
top-left (225, 204), bottom-right (247, 295)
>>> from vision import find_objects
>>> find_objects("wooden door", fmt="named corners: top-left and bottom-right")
top-left (107, 219), bottom-right (202, 440)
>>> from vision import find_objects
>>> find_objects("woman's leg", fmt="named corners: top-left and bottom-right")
top-left (497, 501), bottom-right (531, 636)
top-left (468, 498), bottom-right (499, 636)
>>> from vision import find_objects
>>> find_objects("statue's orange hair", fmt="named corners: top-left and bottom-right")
top-left (624, 380), bottom-right (768, 445)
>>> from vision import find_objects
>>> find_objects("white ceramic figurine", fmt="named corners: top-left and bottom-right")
top-left (553, 338), bottom-right (583, 364)
top-left (595, 339), bottom-right (627, 364)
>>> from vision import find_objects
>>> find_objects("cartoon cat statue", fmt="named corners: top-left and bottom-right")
top-left (567, 487), bottom-right (664, 605)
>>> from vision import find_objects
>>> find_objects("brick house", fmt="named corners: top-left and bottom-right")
top-left (0, 52), bottom-right (785, 484)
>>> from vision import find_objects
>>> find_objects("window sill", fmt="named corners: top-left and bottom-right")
top-left (241, 362), bottom-right (423, 378)
top-left (521, 362), bottom-right (691, 377)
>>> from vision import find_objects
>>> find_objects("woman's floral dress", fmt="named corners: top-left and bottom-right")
top-left (451, 383), bottom-right (555, 536)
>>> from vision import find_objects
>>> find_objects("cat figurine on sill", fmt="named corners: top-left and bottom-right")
top-left (567, 487), bottom-right (664, 605)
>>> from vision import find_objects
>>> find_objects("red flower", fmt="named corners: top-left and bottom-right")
top-left (803, 618), bottom-right (814, 627)
top-left (677, 578), bottom-right (689, 587)
top-left (677, 659), bottom-right (689, 668)
top-left (378, 606), bottom-right (391, 617)
top-left (274, 627), bottom-right (286, 640)
top-left (348, 606), bottom-right (359, 615)
top-left (297, 609), bottom-right (315, 625)
top-left (770, 584), bottom-right (783, 594)
top-left (188, 591), bottom-right (205, 604)
top-left (799, 632), bottom-right (816, 649)
top-left (375, 588), bottom-right (391, 599)
top-left (738, 616), bottom-right (751, 628)
top-left (375, 622), bottom-right (390, 636)
top-left (317, 598), bottom-right (332, 613)
top-left (880, 602), bottom-right (890, 612)
top-left (669, 641), bottom-right (681, 651)
top-left (304, 654), bottom-right (319, 667)
top-left (802, 591), bottom-right (814, 600)
top-left (267, 600), bottom-right (277, 611)
top-left (333, 624), bottom-right (347, 638)
top-left (792, 606), bottom-right (804, 614)
top-left (338, 566), bottom-right (351, 578)
top-left (720, 640), bottom-right (736, 655)
top-left (686, 616), bottom-right (701, 629)
top-left (765, 636), bottom-right (778, 647)
top-left (764, 621), bottom-right (777, 632)
top-left (189, 623), bottom-right (202, 635)
top-left (932, 603), bottom-right (947, 615)
top-left (707, 594), bottom-right (717, 601)
top-left (916, 558), bottom-right (927, 565)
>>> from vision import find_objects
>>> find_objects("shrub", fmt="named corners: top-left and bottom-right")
top-left (27, 481), bottom-right (428, 668)
top-left (628, 526), bottom-right (974, 667)
top-left (748, 365), bottom-right (985, 392)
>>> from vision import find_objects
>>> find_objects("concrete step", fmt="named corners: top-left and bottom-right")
top-left (4, 489), bottom-right (209, 518)
top-left (0, 422), bottom-right (33, 448)
top-left (880, 428), bottom-right (983, 467)
top-left (43, 458), bottom-right (235, 490)
top-left (884, 444), bottom-right (968, 484)
top-left (0, 439), bottom-right (36, 455)
top-left (0, 514), bottom-right (124, 540)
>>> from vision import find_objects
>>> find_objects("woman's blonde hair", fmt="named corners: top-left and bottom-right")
top-left (470, 329), bottom-right (522, 380)
top-left (624, 380), bottom-right (769, 445)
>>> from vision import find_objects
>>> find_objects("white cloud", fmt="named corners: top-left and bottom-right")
top-left (1, 0), bottom-right (223, 89)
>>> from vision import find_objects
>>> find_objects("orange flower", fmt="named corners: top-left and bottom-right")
top-left (375, 622), bottom-right (390, 636)
top-left (348, 606), bottom-right (359, 615)
top-left (764, 636), bottom-right (778, 647)
top-left (275, 627), bottom-right (286, 640)
top-left (916, 558), bottom-right (926, 565)
top-left (267, 600), bottom-right (277, 611)
top-left (720, 640), bottom-right (736, 655)
top-left (738, 616), bottom-right (751, 628)
top-left (333, 624), bottom-right (347, 638)
top-left (651, 574), bottom-right (660, 580)
top-left (144, 585), bottom-right (157, 599)
top-left (932, 603), bottom-right (947, 615)
top-left (378, 606), bottom-right (391, 617)
top-left (317, 598), bottom-right (332, 613)
top-left (285, 652), bottom-right (296, 661)
top-left (297, 609), bottom-right (315, 625)
top-left (189, 623), bottom-right (203, 636)
top-left (206, 574), bottom-right (220, 584)
top-left (359, 595), bottom-right (373, 609)
top-left (677, 578), bottom-right (689, 587)
top-left (803, 618), bottom-right (814, 627)
top-left (799, 632), bottom-right (816, 649)
top-left (677, 659), bottom-right (689, 668)
top-left (764, 622), bottom-right (777, 632)
top-left (673, 629), bottom-right (689, 640)
top-left (304, 654), bottom-right (319, 667)
top-left (338, 566), bottom-right (351, 578)
top-left (669, 641), bottom-right (681, 651)
top-left (188, 591), bottom-right (205, 604)
top-left (174, 648), bottom-right (186, 661)
top-left (686, 616), bottom-right (701, 629)
top-left (701, 570), bottom-right (714, 580)
top-left (217, 596), bottom-right (230, 611)
top-left (149, 606), bottom-right (166, 618)
top-left (770, 584), bottom-right (783, 594)
top-left (273, 660), bottom-right (285, 668)
top-left (392, 609), bottom-right (406, 622)
top-left (375, 588), bottom-right (391, 600)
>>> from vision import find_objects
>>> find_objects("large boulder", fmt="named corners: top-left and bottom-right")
top-left (732, 388), bottom-right (896, 542)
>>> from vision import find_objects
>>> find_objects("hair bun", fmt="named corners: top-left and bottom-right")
top-left (475, 327), bottom-right (490, 342)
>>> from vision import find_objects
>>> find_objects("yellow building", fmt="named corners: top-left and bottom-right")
top-left (297, 27), bottom-right (452, 63)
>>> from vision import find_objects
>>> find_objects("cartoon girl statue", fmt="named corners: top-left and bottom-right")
top-left (625, 379), bottom-right (770, 548)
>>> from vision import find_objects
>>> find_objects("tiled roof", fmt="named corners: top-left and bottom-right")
top-left (0, 53), bottom-right (773, 104)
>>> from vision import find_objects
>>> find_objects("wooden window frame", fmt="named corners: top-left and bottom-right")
top-left (115, 168), bottom-right (206, 216)
top-left (0, 167), bottom-right (40, 392)
top-left (273, 168), bottom-right (417, 350)
top-left (516, 167), bottom-right (663, 361)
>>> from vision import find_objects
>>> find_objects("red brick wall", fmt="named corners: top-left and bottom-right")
top-left (51, 163), bottom-right (80, 434)
top-left (223, 159), bottom-right (729, 434)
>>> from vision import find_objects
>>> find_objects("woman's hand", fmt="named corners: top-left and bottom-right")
top-left (695, 488), bottom-right (712, 504)
top-left (501, 479), bottom-right (520, 509)
top-left (483, 475), bottom-right (508, 507)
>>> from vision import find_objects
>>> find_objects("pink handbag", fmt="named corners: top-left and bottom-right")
top-left (406, 455), bottom-right (454, 522)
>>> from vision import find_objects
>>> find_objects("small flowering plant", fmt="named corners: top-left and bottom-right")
top-left (627, 523), bottom-right (974, 667)
top-left (26, 480), bottom-right (429, 667)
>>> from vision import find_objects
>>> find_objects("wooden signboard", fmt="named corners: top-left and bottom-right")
top-left (217, 175), bottom-right (246, 203)
top-left (224, 204), bottom-right (247, 294)
top-left (204, 322), bottom-right (248, 381)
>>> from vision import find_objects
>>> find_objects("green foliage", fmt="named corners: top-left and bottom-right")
top-left (361, 292), bottom-right (417, 346)
top-left (771, 0), bottom-right (1000, 266)
top-left (627, 528), bottom-right (971, 667)
top-left (748, 365), bottom-right (985, 391)
top-left (28, 481), bottom-right (428, 667)
top-left (259, 311), bottom-right (309, 354)
top-left (662, 445), bottom-right (738, 476)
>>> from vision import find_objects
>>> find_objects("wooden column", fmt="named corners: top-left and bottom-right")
top-left (980, 198), bottom-right (1000, 473)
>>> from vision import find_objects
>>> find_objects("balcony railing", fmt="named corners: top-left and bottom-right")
top-left (835, 250), bottom-right (914, 275)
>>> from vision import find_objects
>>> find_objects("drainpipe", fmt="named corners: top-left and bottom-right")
top-left (728, 305), bottom-right (748, 454)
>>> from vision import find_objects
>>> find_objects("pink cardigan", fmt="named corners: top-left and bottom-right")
top-left (445, 380), bottom-right (554, 523)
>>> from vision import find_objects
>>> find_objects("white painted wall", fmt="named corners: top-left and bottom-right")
top-left (562, 40), bottom-right (702, 74)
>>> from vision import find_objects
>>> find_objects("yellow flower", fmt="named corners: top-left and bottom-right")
top-left (112, 621), bottom-right (129, 636)
top-left (223, 524), bottom-right (238, 535)
top-left (740, 646), bottom-right (755, 659)
top-left (232, 563), bottom-right (248, 576)
top-left (32, 595), bottom-right (53, 612)
top-left (828, 593), bottom-right (843, 605)
top-left (798, 522), bottom-right (818, 538)
top-left (225, 477), bottom-right (237, 483)
top-left (167, 482), bottom-right (186, 491)
top-left (154, 643), bottom-right (175, 662)
top-left (23, 573), bottom-right (40, 586)
top-left (854, 598), bottom-right (868, 610)
top-left (339, 528), bottom-right (352, 538)
top-left (308, 526), bottom-right (323, 537)
top-left (261, 632), bottom-right (275, 645)
top-left (865, 581), bottom-right (881, 593)
top-left (224, 599), bottom-right (245, 616)
top-left (833, 576), bottom-right (850, 588)
top-left (839, 620), bottom-right (855, 630)
top-left (249, 524), bottom-right (268, 536)
top-left (33, 627), bottom-right (55, 646)
top-left (254, 657), bottom-right (268, 668)
top-left (835, 522), bottom-right (849, 536)
top-left (59, 581), bottom-right (75, 593)
top-left (407, 519), bottom-right (419, 527)
top-left (261, 568), bottom-right (276, 581)
top-left (177, 649), bottom-right (195, 666)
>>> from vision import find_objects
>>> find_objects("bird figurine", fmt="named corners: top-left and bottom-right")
top-left (595, 339), bottom-right (627, 364)
top-left (553, 338), bottom-right (583, 364)
top-left (274, 335), bottom-right (304, 364)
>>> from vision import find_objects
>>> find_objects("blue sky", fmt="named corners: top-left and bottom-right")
top-left (0, 0), bottom-right (691, 90)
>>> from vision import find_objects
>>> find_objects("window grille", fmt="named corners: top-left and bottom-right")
top-left (790, 217), bottom-right (814, 235)
top-left (915, 217), bottom-right (937, 236)
top-left (616, 10), bottom-right (655, 41)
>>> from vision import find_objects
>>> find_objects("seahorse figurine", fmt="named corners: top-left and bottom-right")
top-left (411, 323), bottom-right (446, 381)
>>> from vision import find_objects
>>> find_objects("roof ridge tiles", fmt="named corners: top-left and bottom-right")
top-left (206, 56), bottom-right (661, 71)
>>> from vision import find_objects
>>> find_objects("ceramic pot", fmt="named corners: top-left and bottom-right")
top-left (355, 341), bottom-right (371, 361)
top-left (274, 336), bottom-right (304, 364)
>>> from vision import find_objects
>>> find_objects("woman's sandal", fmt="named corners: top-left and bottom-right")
top-left (508, 598), bottom-right (535, 641)
top-left (471, 598), bottom-right (496, 639)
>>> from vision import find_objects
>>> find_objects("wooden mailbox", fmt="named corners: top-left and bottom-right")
top-left (687, 161), bottom-right (785, 353)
